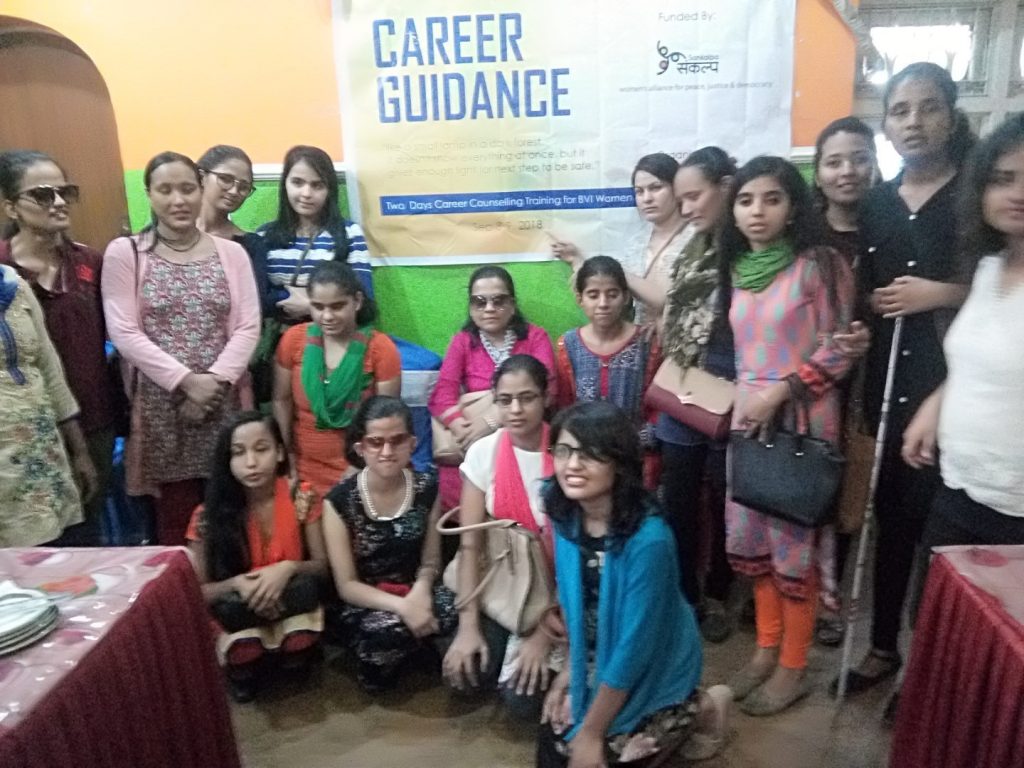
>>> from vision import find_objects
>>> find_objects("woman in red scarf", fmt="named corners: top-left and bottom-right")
top-left (442, 354), bottom-right (558, 719)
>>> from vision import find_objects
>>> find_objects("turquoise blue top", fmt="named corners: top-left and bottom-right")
top-left (553, 509), bottom-right (702, 740)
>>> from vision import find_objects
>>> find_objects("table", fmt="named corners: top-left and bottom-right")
top-left (0, 547), bottom-right (241, 768)
top-left (890, 545), bottom-right (1024, 768)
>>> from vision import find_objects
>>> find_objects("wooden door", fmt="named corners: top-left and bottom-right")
top-left (0, 21), bottom-right (128, 250)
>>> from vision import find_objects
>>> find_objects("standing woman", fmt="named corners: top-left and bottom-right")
top-left (839, 62), bottom-right (973, 696)
top-left (442, 355), bottom-right (557, 718)
top-left (102, 151), bottom-right (260, 545)
top-left (719, 157), bottom-right (854, 715)
top-left (273, 260), bottom-right (400, 502)
top-left (259, 145), bottom-right (372, 324)
top-left (537, 401), bottom-right (729, 767)
top-left (903, 114), bottom-right (1024, 548)
top-left (657, 147), bottom-right (737, 636)
top-left (0, 150), bottom-right (109, 544)
top-left (428, 266), bottom-right (556, 510)
top-left (552, 153), bottom-right (691, 324)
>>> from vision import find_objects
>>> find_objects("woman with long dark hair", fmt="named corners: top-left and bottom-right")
top-left (102, 151), bottom-right (260, 545)
top-left (537, 401), bottom-right (729, 767)
top-left (187, 411), bottom-right (327, 701)
top-left (428, 266), bottom-right (556, 510)
top-left (836, 62), bottom-right (974, 699)
top-left (718, 156), bottom-right (854, 715)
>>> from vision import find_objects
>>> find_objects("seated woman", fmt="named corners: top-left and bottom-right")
top-left (537, 401), bottom-right (730, 767)
top-left (187, 411), bottom-right (327, 702)
top-left (428, 266), bottom-right (556, 510)
top-left (322, 395), bottom-right (456, 691)
top-left (273, 260), bottom-right (400, 502)
top-left (442, 354), bottom-right (558, 719)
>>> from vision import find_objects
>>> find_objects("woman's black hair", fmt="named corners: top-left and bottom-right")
top-left (574, 254), bottom-right (629, 295)
top-left (811, 116), bottom-right (877, 210)
top-left (345, 395), bottom-right (414, 468)
top-left (715, 156), bottom-right (831, 317)
top-left (263, 145), bottom-right (349, 257)
top-left (202, 411), bottom-right (289, 582)
top-left (0, 150), bottom-right (69, 238)
top-left (681, 146), bottom-right (737, 184)
top-left (542, 401), bottom-right (654, 549)
top-left (460, 265), bottom-right (530, 343)
top-left (307, 260), bottom-right (377, 326)
top-left (197, 145), bottom-right (253, 175)
top-left (491, 352), bottom-right (549, 392)
top-left (631, 152), bottom-right (679, 187)
top-left (883, 62), bottom-right (976, 169)
top-left (958, 113), bottom-right (1024, 278)
top-left (138, 151), bottom-right (202, 244)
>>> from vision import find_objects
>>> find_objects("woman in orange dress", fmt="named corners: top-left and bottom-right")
top-left (272, 261), bottom-right (400, 499)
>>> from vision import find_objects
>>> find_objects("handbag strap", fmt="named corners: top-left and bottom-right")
top-left (289, 236), bottom-right (316, 287)
top-left (436, 506), bottom-right (518, 535)
top-left (452, 545), bottom-right (514, 611)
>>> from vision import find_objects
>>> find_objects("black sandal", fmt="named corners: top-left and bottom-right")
top-left (829, 649), bottom-right (901, 697)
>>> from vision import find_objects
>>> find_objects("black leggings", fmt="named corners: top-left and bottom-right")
top-left (660, 442), bottom-right (732, 605)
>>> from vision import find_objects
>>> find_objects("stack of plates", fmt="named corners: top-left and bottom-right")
top-left (0, 583), bottom-right (59, 657)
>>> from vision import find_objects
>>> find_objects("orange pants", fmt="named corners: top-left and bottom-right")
top-left (754, 576), bottom-right (817, 670)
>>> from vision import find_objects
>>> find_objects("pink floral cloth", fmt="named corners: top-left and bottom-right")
top-left (0, 547), bottom-right (176, 728)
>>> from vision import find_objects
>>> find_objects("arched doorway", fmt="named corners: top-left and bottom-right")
top-left (0, 18), bottom-right (128, 249)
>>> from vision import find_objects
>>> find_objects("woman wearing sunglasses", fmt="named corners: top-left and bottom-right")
top-left (322, 396), bottom-right (456, 691)
top-left (442, 354), bottom-right (559, 719)
top-left (428, 266), bottom-right (556, 510)
top-left (0, 149), bottom-right (103, 545)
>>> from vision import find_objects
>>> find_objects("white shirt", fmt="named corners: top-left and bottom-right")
top-left (459, 429), bottom-right (546, 528)
top-left (939, 255), bottom-right (1024, 517)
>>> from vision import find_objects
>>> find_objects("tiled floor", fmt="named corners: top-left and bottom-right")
top-left (232, 601), bottom-right (899, 768)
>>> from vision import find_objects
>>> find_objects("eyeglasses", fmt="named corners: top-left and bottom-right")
top-left (16, 184), bottom-right (80, 207)
top-left (469, 293), bottom-right (512, 310)
top-left (203, 170), bottom-right (254, 197)
top-left (495, 392), bottom-right (542, 408)
top-left (549, 443), bottom-right (608, 463)
top-left (359, 433), bottom-right (413, 451)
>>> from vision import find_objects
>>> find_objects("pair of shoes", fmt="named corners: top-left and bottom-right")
top-left (739, 677), bottom-right (813, 716)
top-left (226, 672), bottom-right (258, 703)
top-left (700, 600), bottom-right (734, 644)
top-left (727, 663), bottom-right (773, 701)
top-left (828, 649), bottom-right (902, 697)
top-left (815, 616), bottom-right (844, 647)
top-left (681, 684), bottom-right (732, 761)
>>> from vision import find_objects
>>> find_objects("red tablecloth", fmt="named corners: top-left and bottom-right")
top-left (890, 545), bottom-right (1024, 768)
top-left (0, 547), bottom-right (241, 768)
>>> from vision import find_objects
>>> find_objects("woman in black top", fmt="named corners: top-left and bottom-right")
top-left (836, 62), bottom-right (972, 697)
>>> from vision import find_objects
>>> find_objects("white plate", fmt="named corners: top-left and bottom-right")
top-left (0, 605), bottom-right (59, 646)
top-left (0, 611), bottom-right (58, 656)
top-left (0, 584), bottom-right (53, 637)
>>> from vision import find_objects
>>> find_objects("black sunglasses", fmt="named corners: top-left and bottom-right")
top-left (17, 184), bottom-right (80, 207)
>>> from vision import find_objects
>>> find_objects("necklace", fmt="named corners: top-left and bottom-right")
top-left (481, 328), bottom-right (516, 366)
top-left (157, 229), bottom-right (201, 252)
top-left (359, 468), bottom-right (413, 522)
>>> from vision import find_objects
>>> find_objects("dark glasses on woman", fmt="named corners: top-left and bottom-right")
top-left (549, 443), bottom-right (608, 463)
top-left (469, 293), bottom-right (511, 310)
top-left (360, 434), bottom-right (413, 451)
top-left (204, 170), bottom-right (254, 197)
top-left (17, 184), bottom-right (80, 207)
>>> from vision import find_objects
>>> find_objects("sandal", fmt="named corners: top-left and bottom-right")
top-left (739, 676), bottom-right (813, 716)
top-left (727, 662), bottom-right (773, 702)
top-left (829, 649), bottom-right (901, 697)
top-left (815, 616), bottom-right (845, 648)
top-left (681, 684), bottom-right (732, 761)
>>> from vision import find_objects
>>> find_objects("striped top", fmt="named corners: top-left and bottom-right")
top-left (259, 221), bottom-right (373, 300)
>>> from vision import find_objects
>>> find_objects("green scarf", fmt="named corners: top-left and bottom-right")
top-left (300, 324), bottom-right (373, 430)
top-left (733, 241), bottom-right (795, 292)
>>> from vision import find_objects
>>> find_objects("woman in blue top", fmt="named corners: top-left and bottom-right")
top-left (537, 401), bottom-right (729, 767)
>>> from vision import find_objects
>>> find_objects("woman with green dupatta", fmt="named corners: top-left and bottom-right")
top-left (273, 261), bottom-right (400, 503)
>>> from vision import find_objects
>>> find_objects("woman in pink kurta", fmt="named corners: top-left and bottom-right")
top-left (102, 152), bottom-right (260, 545)
top-left (716, 157), bottom-right (853, 716)
top-left (428, 266), bottom-right (556, 510)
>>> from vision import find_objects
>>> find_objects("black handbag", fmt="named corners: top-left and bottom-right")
top-left (728, 399), bottom-right (845, 528)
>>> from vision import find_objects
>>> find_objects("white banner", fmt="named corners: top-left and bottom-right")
top-left (334, 0), bottom-right (796, 265)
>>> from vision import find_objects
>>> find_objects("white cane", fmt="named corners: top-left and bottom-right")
top-left (834, 315), bottom-right (904, 707)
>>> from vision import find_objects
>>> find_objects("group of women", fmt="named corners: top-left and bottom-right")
top-left (2, 59), bottom-right (1023, 766)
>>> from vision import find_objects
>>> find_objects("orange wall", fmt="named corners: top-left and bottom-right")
top-left (3, 0), bottom-right (853, 165)
top-left (0, 0), bottom-right (342, 168)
